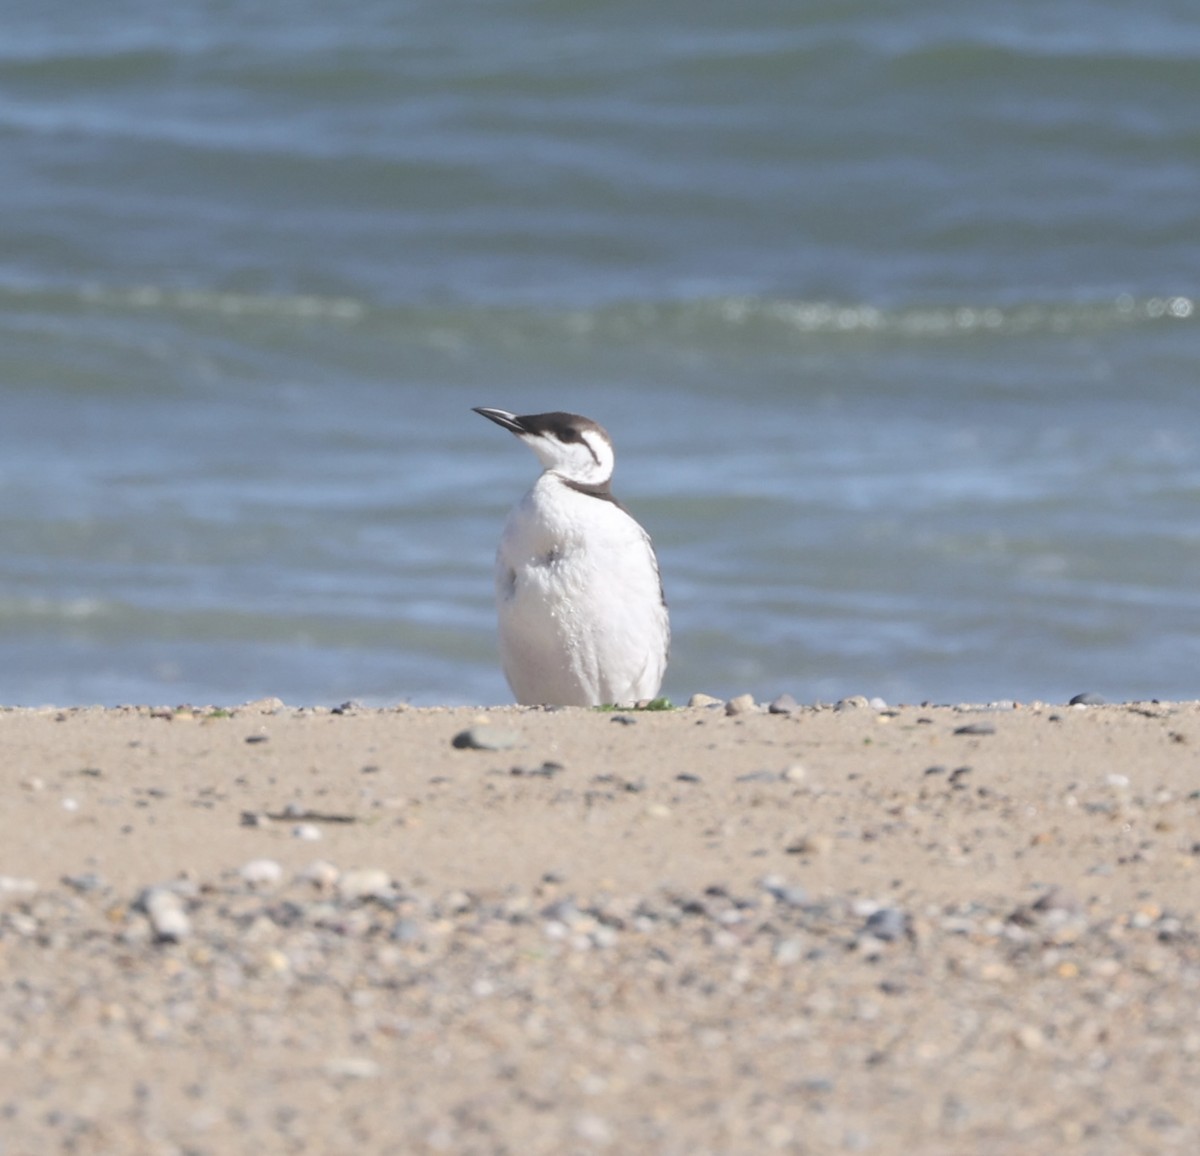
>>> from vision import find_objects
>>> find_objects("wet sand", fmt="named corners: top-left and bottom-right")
top-left (1, 697), bottom-right (1197, 1154)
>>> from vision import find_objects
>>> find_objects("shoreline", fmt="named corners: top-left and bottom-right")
top-left (2, 697), bottom-right (1197, 1153)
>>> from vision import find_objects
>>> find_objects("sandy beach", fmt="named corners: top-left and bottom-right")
top-left (1, 695), bottom-right (1197, 1154)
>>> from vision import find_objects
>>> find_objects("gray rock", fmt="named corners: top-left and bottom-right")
top-left (768, 693), bottom-right (800, 715)
top-left (1031, 886), bottom-right (1081, 914)
top-left (954, 722), bottom-right (996, 736)
top-left (1069, 692), bottom-right (1106, 706)
top-left (452, 726), bottom-right (520, 751)
top-left (862, 907), bottom-right (907, 941)
top-left (390, 918), bottom-right (423, 942)
top-left (760, 876), bottom-right (809, 907)
top-left (62, 872), bottom-right (107, 894)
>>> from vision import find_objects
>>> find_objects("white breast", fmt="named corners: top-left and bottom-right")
top-left (494, 475), bottom-right (669, 706)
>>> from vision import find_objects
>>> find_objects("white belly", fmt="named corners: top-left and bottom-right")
top-left (494, 481), bottom-right (668, 707)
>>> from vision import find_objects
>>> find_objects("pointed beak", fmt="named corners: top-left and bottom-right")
top-left (473, 407), bottom-right (528, 436)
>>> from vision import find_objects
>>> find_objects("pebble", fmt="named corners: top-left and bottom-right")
top-left (760, 877), bottom-right (809, 906)
top-left (510, 761), bottom-right (565, 777)
top-left (768, 693), bottom-right (800, 715)
top-left (782, 763), bottom-right (808, 784)
top-left (862, 907), bottom-right (907, 941)
top-left (954, 722), bottom-right (996, 736)
top-left (1069, 692), bottom-right (1106, 706)
top-left (298, 860), bottom-right (341, 889)
top-left (834, 696), bottom-right (868, 711)
top-left (452, 726), bottom-right (520, 751)
top-left (0, 876), bottom-right (38, 895)
top-left (242, 696), bottom-right (285, 713)
top-left (737, 770), bottom-right (779, 783)
top-left (324, 1057), bottom-right (380, 1080)
top-left (786, 834), bottom-right (832, 857)
top-left (338, 869), bottom-right (394, 902)
top-left (240, 859), bottom-right (284, 888)
top-left (1032, 886), bottom-right (1081, 914)
top-left (292, 823), bottom-right (322, 841)
top-left (138, 887), bottom-right (191, 943)
top-left (391, 918), bottom-right (423, 943)
top-left (688, 693), bottom-right (723, 708)
top-left (725, 694), bottom-right (756, 716)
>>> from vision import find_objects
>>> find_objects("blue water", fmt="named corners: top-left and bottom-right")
top-left (1, 1), bottom-right (1198, 707)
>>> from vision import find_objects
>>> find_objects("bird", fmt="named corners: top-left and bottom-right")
top-left (473, 407), bottom-right (669, 707)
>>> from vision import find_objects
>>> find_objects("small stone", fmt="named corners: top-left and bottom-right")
top-left (62, 872), bottom-right (107, 893)
top-left (954, 722), bottom-right (996, 736)
top-left (573, 1114), bottom-right (612, 1146)
top-left (240, 858), bottom-right (284, 888)
top-left (338, 868), bottom-right (394, 902)
top-left (688, 693), bottom-right (722, 708)
top-left (782, 763), bottom-right (808, 784)
top-left (867, 697), bottom-right (888, 710)
top-left (834, 696), bottom-right (868, 711)
top-left (292, 823), bottom-right (322, 841)
top-left (1068, 692), bottom-right (1105, 706)
top-left (0, 876), bottom-right (38, 896)
top-left (786, 834), bottom-right (831, 857)
top-left (609, 715), bottom-right (637, 726)
top-left (675, 772), bottom-right (702, 783)
top-left (511, 761), bottom-right (564, 777)
top-left (242, 696), bottom-right (285, 713)
top-left (773, 937), bottom-right (805, 965)
top-left (768, 693), bottom-right (800, 715)
top-left (760, 877), bottom-right (809, 906)
top-left (452, 726), bottom-right (520, 751)
top-left (324, 1057), bottom-right (380, 1080)
top-left (244, 733), bottom-right (270, 744)
top-left (298, 860), bottom-right (340, 888)
top-left (737, 770), bottom-right (779, 783)
top-left (1032, 886), bottom-right (1081, 914)
top-left (863, 907), bottom-right (907, 941)
top-left (61, 797), bottom-right (79, 812)
top-left (138, 887), bottom-right (191, 943)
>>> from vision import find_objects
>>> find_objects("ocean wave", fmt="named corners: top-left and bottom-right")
top-left (8, 281), bottom-right (1190, 337)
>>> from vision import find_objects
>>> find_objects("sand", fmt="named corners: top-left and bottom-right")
top-left (0, 695), bottom-right (1197, 1155)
